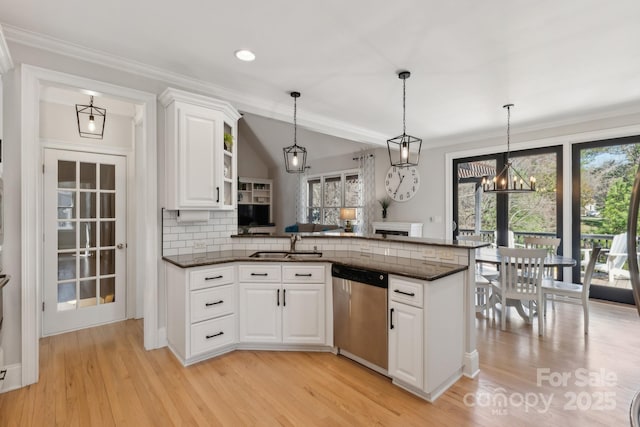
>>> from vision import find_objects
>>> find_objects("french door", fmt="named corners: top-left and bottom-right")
top-left (572, 136), bottom-right (640, 304)
top-left (43, 149), bottom-right (127, 335)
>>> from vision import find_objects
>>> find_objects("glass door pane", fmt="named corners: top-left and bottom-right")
top-left (574, 139), bottom-right (640, 303)
top-left (454, 159), bottom-right (497, 243)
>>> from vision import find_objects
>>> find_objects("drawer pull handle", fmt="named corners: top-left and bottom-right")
top-left (283, 289), bottom-right (286, 307)
top-left (206, 331), bottom-right (224, 339)
top-left (251, 273), bottom-right (268, 276)
top-left (277, 289), bottom-right (280, 306)
top-left (205, 300), bottom-right (224, 307)
top-left (394, 289), bottom-right (415, 297)
top-left (295, 273), bottom-right (312, 277)
top-left (205, 275), bottom-right (223, 281)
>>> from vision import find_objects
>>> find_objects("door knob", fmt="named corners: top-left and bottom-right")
top-left (117, 243), bottom-right (126, 249)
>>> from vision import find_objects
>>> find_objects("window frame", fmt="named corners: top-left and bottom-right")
top-left (305, 168), bottom-right (361, 225)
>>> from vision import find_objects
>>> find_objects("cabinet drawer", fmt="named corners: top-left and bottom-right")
top-left (238, 264), bottom-right (281, 282)
top-left (190, 315), bottom-right (236, 356)
top-left (190, 284), bottom-right (235, 323)
top-left (190, 266), bottom-right (235, 291)
top-left (389, 277), bottom-right (424, 308)
top-left (282, 265), bottom-right (326, 283)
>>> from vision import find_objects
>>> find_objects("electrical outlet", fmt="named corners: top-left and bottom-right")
top-left (193, 241), bottom-right (206, 250)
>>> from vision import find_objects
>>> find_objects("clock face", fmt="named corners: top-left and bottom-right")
top-left (385, 166), bottom-right (420, 202)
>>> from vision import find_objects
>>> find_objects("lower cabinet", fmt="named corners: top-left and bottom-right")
top-left (387, 272), bottom-right (465, 402)
top-left (238, 263), bottom-right (326, 345)
top-left (388, 300), bottom-right (423, 389)
top-left (166, 263), bottom-right (237, 365)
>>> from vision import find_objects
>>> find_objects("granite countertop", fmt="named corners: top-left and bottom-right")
top-left (162, 250), bottom-right (467, 282)
top-left (231, 231), bottom-right (489, 249)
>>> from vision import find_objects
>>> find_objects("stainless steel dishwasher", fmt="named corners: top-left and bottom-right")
top-left (332, 264), bottom-right (388, 373)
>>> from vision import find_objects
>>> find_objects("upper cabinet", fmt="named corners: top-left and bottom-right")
top-left (160, 88), bottom-right (241, 210)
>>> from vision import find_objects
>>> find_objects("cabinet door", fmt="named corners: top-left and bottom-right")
top-left (238, 283), bottom-right (281, 343)
top-left (282, 284), bottom-right (325, 344)
top-left (177, 103), bottom-right (222, 208)
top-left (388, 301), bottom-right (424, 389)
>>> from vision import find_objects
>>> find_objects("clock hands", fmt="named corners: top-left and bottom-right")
top-left (393, 171), bottom-right (405, 196)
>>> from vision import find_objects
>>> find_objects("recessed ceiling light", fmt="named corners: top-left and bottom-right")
top-left (235, 49), bottom-right (256, 62)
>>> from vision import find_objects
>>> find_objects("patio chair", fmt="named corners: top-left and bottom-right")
top-left (593, 233), bottom-right (629, 284)
top-left (492, 247), bottom-right (547, 335)
top-left (542, 247), bottom-right (601, 334)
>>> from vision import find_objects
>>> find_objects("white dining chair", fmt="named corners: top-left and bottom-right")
top-left (524, 235), bottom-right (562, 284)
top-left (492, 247), bottom-right (547, 335)
top-left (542, 247), bottom-right (601, 334)
top-left (459, 234), bottom-right (492, 316)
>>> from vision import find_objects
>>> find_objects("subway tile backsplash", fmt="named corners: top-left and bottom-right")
top-left (162, 210), bottom-right (237, 256)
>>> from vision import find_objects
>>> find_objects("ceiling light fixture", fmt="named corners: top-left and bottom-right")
top-left (76, 95), bottom-right (106, 139)
top-left (234, 49), bottom-right (256, 62)
top-left (283, 91), bottom-right (307, 173)
top-left (482, 104), bottom-right (536, 193)
top-left (387, 70), bottom-right (422, 167)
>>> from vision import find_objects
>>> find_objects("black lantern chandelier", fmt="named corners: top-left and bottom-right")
top-left (482, 104), bottom-right (536, 193)
top-left (387, 71), bottom-right (422, 167)
top-left (283, 91), bottom-right (307, 173)
top-left (76, 95), bottom-right (106, 139)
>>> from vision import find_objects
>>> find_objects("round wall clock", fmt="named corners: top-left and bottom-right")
top-left (385, 165), bottom-right (420, 202)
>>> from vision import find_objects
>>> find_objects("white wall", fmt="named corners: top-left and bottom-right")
top-left (39, 101), bottom-right (134, 149)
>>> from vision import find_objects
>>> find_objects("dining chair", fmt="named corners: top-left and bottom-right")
top-left (459, 234), bottom-right (492, 316)
top-left (492, 247), bottom-right (547, 335)
top-left (542, 247), bottom-right (601, 334)
top-left (524, 236), bottom-right (561, 280)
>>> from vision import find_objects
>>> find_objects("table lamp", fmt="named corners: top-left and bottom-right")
top-left (339, 208), bottom-right (357, 232)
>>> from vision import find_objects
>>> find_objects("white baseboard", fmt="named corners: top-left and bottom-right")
top-left (463, 350), bottom-right (480, 378)
top-left (0, 363), bottom-right (23, 393)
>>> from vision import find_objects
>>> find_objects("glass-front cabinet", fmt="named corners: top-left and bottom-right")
top-left (160, 88), bottom-right (240, 210)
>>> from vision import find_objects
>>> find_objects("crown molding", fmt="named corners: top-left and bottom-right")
top-left (3, 24), bottom-right (387, 145)
top-left (0, 24), bottom-right (14, 74)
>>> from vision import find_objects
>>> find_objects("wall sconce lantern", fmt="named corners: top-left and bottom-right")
top-left (76, 95), bottom-right (106, 139)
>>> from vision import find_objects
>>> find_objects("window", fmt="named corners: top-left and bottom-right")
top-left (306, 170), bottom-right (361, 225)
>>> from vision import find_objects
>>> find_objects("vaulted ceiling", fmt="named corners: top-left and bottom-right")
top-left (2, 0), bottom-right (640, 162)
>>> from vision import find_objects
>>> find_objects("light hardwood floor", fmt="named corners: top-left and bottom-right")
top-left (1, 300), bottom-right (639, 426)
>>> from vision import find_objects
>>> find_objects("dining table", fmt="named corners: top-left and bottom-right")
top-left (474, 246), bottom-right (577, 322)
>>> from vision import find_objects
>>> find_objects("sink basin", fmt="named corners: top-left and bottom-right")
top-left (249, 251), bottom-right (290, 258)
top-left (249, 251), bottom-right (323, 259)
top-left (285, 251), bottom-right (323, 259)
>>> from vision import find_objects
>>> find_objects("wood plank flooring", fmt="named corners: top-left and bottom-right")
top-left (1, 299), bottom-right (640, 426)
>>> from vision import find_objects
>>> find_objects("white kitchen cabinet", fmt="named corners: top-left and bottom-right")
top-left (166, 263), bottom-right (237, 365)
top-left (160, 88), bottom-right (241, 210)
top-left (388, 300), bottom-right (423, 389)
top-left (388, 272), bottom-right (465, 402)
top-left (238, 263), bottom-right (326, 346)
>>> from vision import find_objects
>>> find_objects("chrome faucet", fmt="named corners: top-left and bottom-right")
top-left (290, 234), bottom-right (301, 252)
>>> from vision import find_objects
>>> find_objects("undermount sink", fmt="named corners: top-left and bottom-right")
top-left (249, 251), bottom-right (323, 259)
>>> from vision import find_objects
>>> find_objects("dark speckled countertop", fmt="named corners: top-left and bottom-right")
top-left (162, 250), bottom-right (467, 281)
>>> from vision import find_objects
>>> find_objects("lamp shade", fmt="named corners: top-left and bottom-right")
top-left (339, 208), bottom-right (357, 220)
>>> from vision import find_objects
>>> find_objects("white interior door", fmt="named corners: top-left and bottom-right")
top-left (43, 149), bottom-right (127, 336)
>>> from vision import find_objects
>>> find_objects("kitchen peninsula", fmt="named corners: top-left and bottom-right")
top-left (163, 232), bottom-right (487, 402)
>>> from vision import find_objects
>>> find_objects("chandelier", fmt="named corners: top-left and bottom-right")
top-left (76, 95), bottom-right (106, 139)
top-left (482, 104), bottom-right (536, 193)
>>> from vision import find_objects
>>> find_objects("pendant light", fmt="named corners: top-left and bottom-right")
top-left (283, 91), bottom-right (307, 173)
top-left (482, 104), bottom-right (536, 193)
top-left (387, 71), bottom-right (422, 167)
top-left (76, 95), bottom-right (107, 139)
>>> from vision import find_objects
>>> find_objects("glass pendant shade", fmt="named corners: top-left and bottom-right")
top-left (76, 95), bottom-right (106, 139)
top-left (283, 91), bottom-right (308, 173)
top-left (387, 71), bottom-right (422, 167)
